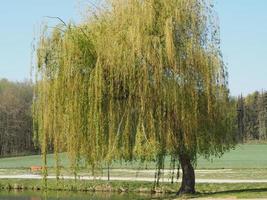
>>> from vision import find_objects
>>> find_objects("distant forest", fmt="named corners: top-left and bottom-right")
top-left (237, 91), bottom-right (267, 141)
top-left (0, 78), bottom-right (266, 157)
top-left (0, 79), bottom-right (36, 157)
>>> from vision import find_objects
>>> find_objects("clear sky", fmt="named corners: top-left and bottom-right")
top-left (0, 0), bottom-right (266, 96)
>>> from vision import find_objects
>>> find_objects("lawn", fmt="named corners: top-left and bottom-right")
top-left (0, 144), bottom-right (266, 182)
top-left (1, 145), bottom-right (267, 198)
top-left (0, 144), bottom-right (267, 169)
top-left (197, 144), bottom-right (267, 169)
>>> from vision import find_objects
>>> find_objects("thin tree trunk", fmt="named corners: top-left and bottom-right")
top-left (177, 153), bottom-right (195, 195)
top-left (107, 163), bottom-right (110, 181)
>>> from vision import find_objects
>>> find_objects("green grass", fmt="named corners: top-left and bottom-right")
top-left (0, 144), bottom-right (267, 184)
top-left (0, 153), bottom-right (69, 169)
top-left (0, 144), bottom-right (267, 169)
top-left (2, 144), bottom-right (267, 198)
top-left (195, 183), bottom-right (267, 199)
top-left (197, 144), bottom-right (267, 169)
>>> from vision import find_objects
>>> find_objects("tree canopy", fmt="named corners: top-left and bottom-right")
top-left (34, 0), bottom-right (236, 192)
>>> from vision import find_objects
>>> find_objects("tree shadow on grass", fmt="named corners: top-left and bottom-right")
top-left (192, 188), bottom-right (267, 199)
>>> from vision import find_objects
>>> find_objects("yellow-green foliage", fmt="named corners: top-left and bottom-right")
top-left (34, 0), bottom-right (236, 176)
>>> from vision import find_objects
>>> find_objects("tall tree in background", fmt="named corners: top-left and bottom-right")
top-left (259, 92), bottom-right (267, 139)
top-left (237, 95), bottom-right (244, 142)
top-left (34, 0), bottom-right (236, 194)
top-left (244, 92), bottom-right (260, 140)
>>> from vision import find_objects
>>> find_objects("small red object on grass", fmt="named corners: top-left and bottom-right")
top-left (30, 166), bottom-right (43, 172)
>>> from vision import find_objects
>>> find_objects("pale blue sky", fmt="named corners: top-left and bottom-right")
top-left (0, 1), bottom-right (266, 96)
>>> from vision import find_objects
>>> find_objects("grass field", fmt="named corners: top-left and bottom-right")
top-left (0, 144), bottom-right (266, 182)
top-left (0, 144), bottom-right (267, 169)
top-left (1, 144), bottom-right (267, 198)
top-left (197, 144), bottom-right (267, 169)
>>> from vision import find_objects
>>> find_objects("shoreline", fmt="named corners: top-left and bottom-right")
top-left (1, 179), bottom-right (267, 199)
top-left (0, 179), bottom-right (177, 195)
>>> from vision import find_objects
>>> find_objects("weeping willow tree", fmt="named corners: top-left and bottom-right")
top-left (34, 0), bottom-right (236, 194)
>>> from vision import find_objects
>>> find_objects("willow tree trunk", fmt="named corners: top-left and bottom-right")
top-left (178, 153), bottom-right (195, 195)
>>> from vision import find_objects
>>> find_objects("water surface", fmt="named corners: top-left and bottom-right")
top-left (0, 191), bottom-right (168, 200)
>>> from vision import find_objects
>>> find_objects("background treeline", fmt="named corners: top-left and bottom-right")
top-left (0, 77), bottom-right (266, 157)
top-left (0, 79), bottom-right (37, 157)
top-left (237, 91), bottom-right (267, 141)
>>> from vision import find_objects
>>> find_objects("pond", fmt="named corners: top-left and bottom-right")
top-left (0, 191), bottom-right (170, 200)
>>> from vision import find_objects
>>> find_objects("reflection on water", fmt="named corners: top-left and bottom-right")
top-left (0, 191), bottom-right (169, 200)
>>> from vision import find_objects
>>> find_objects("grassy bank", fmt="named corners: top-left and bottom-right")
top-left (0, 179), bottom-right (176, 193)
top-left (1, 179), bottom-right (267, 199)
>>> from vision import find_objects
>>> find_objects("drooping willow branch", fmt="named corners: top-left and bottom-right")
top-left (33, 0), bottom-right (236, 180)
